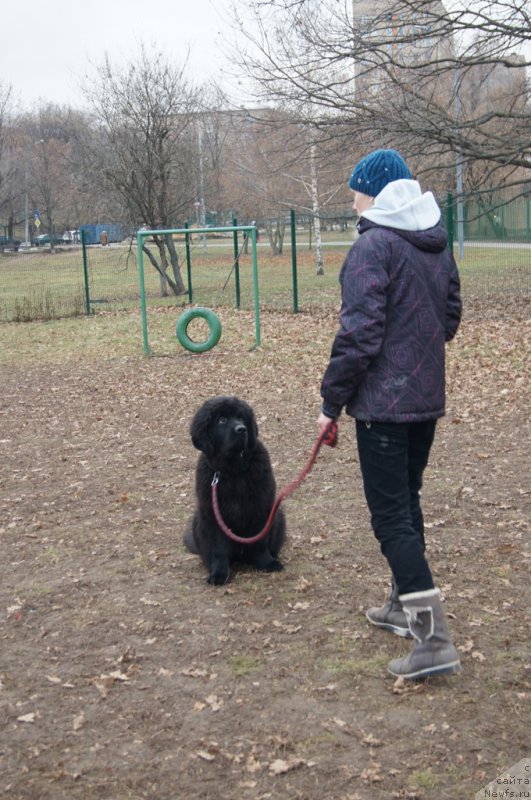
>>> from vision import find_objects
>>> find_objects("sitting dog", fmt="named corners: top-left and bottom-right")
top-left (184, 396), bottom-right (286, 585)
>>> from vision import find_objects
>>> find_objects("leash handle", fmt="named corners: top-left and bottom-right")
top-left (211, 419), bottom-right (338, 546)
top-left (322, 420), bottom-right (338, 448)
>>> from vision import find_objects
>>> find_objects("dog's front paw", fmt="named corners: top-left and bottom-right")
top-left (207, 567), bottom-right (230, 586)
top-left (265, 559), bottom-right (284, 573)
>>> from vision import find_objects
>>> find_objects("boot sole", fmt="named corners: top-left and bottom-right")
top-left (366, 612), bottom-right (413, 639)
top-left (387, 660), bottom-right (461, 679)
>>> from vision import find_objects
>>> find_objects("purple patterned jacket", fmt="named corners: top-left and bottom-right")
top-left (320, 210), bottom-right (461, 423)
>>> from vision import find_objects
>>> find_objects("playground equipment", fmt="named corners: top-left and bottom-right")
top-left (136, 225), bottom-right (259, 356)
top-left (176, 307), bottom-right (222, 353)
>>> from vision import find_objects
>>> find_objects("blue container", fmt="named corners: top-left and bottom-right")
top-left (79, 223), bottom-right (124, 244)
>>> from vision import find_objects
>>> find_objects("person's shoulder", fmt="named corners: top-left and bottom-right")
top-left (355, 220), bottom-right (396, 253)
top-left (358, 218), bottom-right (396, 239)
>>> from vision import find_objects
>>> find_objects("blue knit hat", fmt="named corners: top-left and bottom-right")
top-left (348, 149), bottom-right (412, 197)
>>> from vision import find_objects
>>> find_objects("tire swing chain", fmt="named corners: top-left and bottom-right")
top-left (211, 420), bottom-right (339, 546)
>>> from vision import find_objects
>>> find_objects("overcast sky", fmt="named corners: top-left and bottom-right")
top-left (1, 0), bottom-right (242, 109)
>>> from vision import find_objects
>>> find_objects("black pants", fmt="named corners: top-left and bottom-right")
top-left (355, 419), bottom-right (437, 595)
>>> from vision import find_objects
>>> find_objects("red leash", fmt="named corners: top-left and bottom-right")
top-left (211, 420), bottom-right (338, 545)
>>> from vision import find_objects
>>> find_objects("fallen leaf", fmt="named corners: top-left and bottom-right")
top-left (362, 733), bottom-right (383, 746)
top-left (73, 712), bottom-right (85, 731)
top-left (139, 597), bottom-right (161, 607)
top-left (17, 712), bottom-right (36, 723)
top-left (272, 621), bottom-right (302, 634)
top-left (205, 694), bottom-right (223, 712)
top-left (107, 670), bottom-right (130, 682)
top-left (181, 667), bottom-right (209, 678)
top-left (118, 647), bottom-right (136, 663)
top-left (269, 758), bottom-right (303, 775)
top-left (392, 676), bottom-right (425, 695)
top-left (361, 764), bottom-right (383, 784)
top-left (245, 755), bottom-right (263, 773)
top-left (196, 750), bottom-right (216, 762)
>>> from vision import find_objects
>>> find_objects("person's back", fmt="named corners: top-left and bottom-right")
top-left (322, 178), bottom-right (460, 423)
top-left (318, 149), bottom-right (462, 681)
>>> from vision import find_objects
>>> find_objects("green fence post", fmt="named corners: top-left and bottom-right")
top-left (137, 233), bottom-right (151, 356)
top-left (232, 217), bottom-right (241, 309)
top-left (446, 192), bottom-right (454, 253)
top-left (81, 229), bottom-right (92, 315)
top-left (290, 209), bottom-right (299, 313)
top-left (250, 227), bottom-right (260, 347)
top-left (184, 222), bottom-right (193, 303)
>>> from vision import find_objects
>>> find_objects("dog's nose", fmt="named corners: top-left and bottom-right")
top-left (234, 423), bottom-right (247, 436)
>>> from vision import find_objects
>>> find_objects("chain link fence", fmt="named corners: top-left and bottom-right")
top-left (1, 193), bottom-right (530, 324)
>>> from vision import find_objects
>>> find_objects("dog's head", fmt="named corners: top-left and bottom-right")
top-left (190, 396), bottom-right (258, 466)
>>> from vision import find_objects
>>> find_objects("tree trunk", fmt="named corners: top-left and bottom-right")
top-left (165, 235), bottom-right (187, 294)
top-left (310, 143), bottom-right (324, 276)
top-left (142, 242), bottom-right (181, 296)
top-left (265, 219), bottom-right (285, 254)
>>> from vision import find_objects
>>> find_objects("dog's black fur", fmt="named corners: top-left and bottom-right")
top-left (184, 396), bottom-right (286, 585)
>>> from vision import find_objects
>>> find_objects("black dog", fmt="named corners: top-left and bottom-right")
top-left (184, 396), bottom-right (286, 585)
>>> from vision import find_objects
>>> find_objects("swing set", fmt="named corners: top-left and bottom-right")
top-left (136, 225), bottom-right (260, 356)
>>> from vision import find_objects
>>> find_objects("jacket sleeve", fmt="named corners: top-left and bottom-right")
top-left (445, 254), bottom-right (462, 342)
top-left (320, 235), bottom-right (389, 417)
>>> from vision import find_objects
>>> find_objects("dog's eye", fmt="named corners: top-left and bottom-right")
top-left (217, 416), bottom-right (227, 425)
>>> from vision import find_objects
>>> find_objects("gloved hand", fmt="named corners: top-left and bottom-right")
top-left (317, 411), bottom-right (338, 448)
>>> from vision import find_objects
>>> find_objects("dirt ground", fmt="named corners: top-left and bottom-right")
top-left (1, 307), bottom-right (529, 799)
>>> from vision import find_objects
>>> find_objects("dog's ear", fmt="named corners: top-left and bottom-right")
top-left (190, 404), bottom-right (214, 457)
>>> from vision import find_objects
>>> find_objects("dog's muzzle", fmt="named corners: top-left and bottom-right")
top-left (233, 423), bottom-right (248, 457)
top-left (233, 423), bottom-right (247, 458)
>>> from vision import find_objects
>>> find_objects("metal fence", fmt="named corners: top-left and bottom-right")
top-left (1, 194), bottom-right (530, 324)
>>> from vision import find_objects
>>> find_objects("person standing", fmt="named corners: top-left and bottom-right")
top-left (317, 149), bottom-right (462, 679)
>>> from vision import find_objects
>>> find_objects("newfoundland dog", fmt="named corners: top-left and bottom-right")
top-left (184, 396), bottom-right (286, 585)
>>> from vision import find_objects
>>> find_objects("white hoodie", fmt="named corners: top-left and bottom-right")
top-left (362, 179), bottom-right (441, 232)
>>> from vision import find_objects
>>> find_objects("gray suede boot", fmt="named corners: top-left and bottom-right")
top-left (387, 588), bottom-right (461, 679)
top-left (366, 578), bottom-right (412, 638)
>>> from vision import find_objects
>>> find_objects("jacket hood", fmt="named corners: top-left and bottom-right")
top-left (362, 179), bottom-right (441, 232)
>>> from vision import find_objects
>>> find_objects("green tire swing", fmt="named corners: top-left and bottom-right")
top-left (176, 307), bottom-right (222, 353)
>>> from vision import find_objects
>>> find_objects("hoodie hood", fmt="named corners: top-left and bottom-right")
top-left (362, 179), bottom-right (441, 232)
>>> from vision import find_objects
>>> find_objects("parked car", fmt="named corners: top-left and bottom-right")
top-left (0, 235), bottom-right (21, 252)
top-left (32, 233), bottom-right (64, 247)
top-left (62, 230), bottom-right (80, 243)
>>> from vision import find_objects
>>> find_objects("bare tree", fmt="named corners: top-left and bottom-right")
top-left (0, 82), bottom-right (17, 237)
top-left (196, 86), bottom-right (233, 227)
top-left (230, 0), bottom-right (531, 195)
top-left (219, 109), bottom-right (296, 254)
top-left (5, 106), bottom-right (100, 249)
top-left (277, 123), bottom-right (352, 273)
top-left (220, 108), bottom-right (351, 268)
top-left (30, 109), bottom-right (61, 246)
top-left (81, 47), bottom-right (202, 296)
